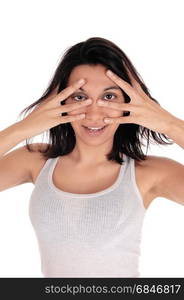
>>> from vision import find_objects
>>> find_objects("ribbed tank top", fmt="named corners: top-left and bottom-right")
top-left (29, 154), bottom-right (146, 278)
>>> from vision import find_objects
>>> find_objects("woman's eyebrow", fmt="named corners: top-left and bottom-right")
top-left (78, 86), bottom-right (121, 92)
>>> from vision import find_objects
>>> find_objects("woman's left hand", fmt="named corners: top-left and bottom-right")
top-left (97, 69), bottom-right (177, 134)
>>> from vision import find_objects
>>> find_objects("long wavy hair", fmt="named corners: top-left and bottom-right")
top-left (19, 37), bottom-right (173, 164)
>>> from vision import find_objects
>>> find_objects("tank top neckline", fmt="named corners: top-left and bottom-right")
top-left (48, 154), bottom-right (129, 198)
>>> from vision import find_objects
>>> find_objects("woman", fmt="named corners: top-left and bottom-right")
top-left (0, 37), bottom-right (183, 278)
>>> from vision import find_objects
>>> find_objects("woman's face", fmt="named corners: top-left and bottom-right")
top-left (65, 64), bottom-right (125, 147)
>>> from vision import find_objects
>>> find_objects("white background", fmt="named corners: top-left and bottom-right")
top-left (0, 0), bottom-right (184, 277)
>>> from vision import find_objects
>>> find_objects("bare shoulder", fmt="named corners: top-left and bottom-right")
top-left (135, 155), bottom-right (184, 192)
top-left (134, 154), bottom-right (183, 208)
top-left (137, 154), bottom-right (183, 170)
top-left (0, 143), bottom-right (50, 192)
top-left (135, 154), bottom-right (183, 181)
top-left (24, 143), bottom-right (50, 183)
top-left (143, 155), bottom-right (184, 205)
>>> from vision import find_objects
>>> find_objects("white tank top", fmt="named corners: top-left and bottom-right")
top-left (29, 154), bottom-right (146, 277)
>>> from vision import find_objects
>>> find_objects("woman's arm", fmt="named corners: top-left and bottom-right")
top-left (164, 117), bottom-right (184, 149)
top-left (152, 156), bottom-right (184, 206)
top-left (0, 121), bottom-right (27, 158)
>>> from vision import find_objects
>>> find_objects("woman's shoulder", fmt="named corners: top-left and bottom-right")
top-left (135, 154), bottom-right (180, 179)
top-left (136, 154), bottom-right (181, 169)
top-left (135, 154), bottom-right (182, 191)
top-left (133, 154), bottom-right (181, 208)
top-left (26, 143), bottom-right (51, 183)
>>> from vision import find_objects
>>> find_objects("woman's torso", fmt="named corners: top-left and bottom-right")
top-left (30, 149), bottom-right (157, 210)
top-left (29, 149), bottom-right (148, 277)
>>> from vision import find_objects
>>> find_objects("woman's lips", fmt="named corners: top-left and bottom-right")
top-left (82, 125), bottom-right (108, 136)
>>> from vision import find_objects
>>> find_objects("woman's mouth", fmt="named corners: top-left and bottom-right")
top-left (82, 125), bottom-right (108, 136)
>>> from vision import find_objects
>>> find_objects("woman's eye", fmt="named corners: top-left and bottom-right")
top-left (71, 93), bottom-right (117, 101)
top-left (71, 95), bottom-right (86, 101)
top-left (103, 93), bottom-right (116, 101)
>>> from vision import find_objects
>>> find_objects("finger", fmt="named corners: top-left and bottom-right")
top-left (49, 85), bottom-right (59, 98)
top-left (56, 99), bottom-right (92, 113)
top-left (55, 78), bottom-right (86, 104)
top-left (58, 113), bottom-right (86, 123)
top-left (40, 85), bottom-right (60, 106)
top-left (34, 87), bottom-right (59, 109)
top-left (97, 100), bottom-right (135, 112)
top-left (126, 68), bottom-right (138, 88)
top-left (104, 115), bottom-right (135, 124)
top-left (106, 70), bottom-right (136, 98)
top-left (126, 68), bottom-right (146, 96)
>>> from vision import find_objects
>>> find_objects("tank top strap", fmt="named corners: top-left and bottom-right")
top-left (127, 156), bottom-right (145, 211)
top-left (34, 156), bottom-right (59, 186)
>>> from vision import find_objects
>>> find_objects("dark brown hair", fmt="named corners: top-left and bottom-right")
top-left (19, 37), bottom-right (173, 164)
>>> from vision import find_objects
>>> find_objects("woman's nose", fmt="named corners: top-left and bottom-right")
top-left (85, 99), bottom-right (106, 118)
top-left (82, 100), bottom-right (107, 125)
top-left (86, 98), bottom-right (105, 110)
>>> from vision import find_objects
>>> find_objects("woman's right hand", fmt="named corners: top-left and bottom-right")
top-left (19, 78), bottom-right (91, 139)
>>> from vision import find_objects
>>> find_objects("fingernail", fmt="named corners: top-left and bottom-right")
top-left (79, 114), bottom-right (85, 118)
top-left (78, 79), bottom-right (85, 84)
top-left (85, 99), bottom-right (92, 104)
top-left (104, 118), bottom-right (112, 123)
top-left (106, 70), bottom-right (113, 76)
top-left (97, 100), bottom-right (105, 105)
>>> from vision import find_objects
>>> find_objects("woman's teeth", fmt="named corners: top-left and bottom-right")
top-left (82, 125), bottom-right (108, 136)
top-left (86, 126), bottom-right (105, 131)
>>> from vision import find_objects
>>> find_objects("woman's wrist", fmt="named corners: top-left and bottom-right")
top-left (164, 116), bottom-right (184, 148)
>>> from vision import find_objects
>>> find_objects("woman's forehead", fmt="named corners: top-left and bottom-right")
top-left (68, 64), bottom-right (118, 88)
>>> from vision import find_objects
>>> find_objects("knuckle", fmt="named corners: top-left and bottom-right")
top-left (123, 104), bottom-right (130, 111)
top-left (61, 89), bottom-right (69, 97)
top-left (116, 78), bottom-right (122, 84)
top-left (69, 115), bottom-right (77, 122)
top-left (131, 90), bottom-right (137, 98)
top-left (43, 108), bottom-right (52, 118)
top-left (61, 86), bottom-right (71, 96)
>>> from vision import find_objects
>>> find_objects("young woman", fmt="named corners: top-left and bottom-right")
top-left (0, 37), bottom-right (184, 278)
